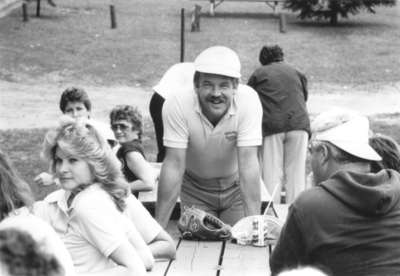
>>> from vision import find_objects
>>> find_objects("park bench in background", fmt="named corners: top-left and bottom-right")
top-left (0, 0), bottom-right (22, 18)
top-left (192, 0), bottom-right (287, 16)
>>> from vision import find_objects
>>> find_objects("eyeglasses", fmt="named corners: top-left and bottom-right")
top-left (111, 123), bottom-right (130, 131)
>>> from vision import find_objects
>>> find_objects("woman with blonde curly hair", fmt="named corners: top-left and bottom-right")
top-left (34, 117), bottom-right (154, 276)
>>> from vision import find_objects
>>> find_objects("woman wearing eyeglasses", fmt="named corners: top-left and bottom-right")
top-left (109, 106), bottom-right (176, 261)
top-left (110, 105), bottom-right (157, 195)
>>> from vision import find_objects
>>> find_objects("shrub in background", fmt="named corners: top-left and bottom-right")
top-left (284, 0), bottom-right (397, 25)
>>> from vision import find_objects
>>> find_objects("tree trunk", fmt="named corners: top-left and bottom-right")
top-left (329, 11), bottom-right (338, 25)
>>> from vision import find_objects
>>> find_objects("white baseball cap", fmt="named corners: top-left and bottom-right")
top-left (312, 108), bottom-right (381, 161)
top-left (194, 46), bottom-right (241, 78)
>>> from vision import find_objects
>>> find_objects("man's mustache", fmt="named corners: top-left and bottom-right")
top-left (207, 96), bottom-right (225, 102)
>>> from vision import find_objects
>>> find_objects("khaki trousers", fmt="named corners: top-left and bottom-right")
top-left (180, 170), bottom-right (244, 226)
top-left (261, 130), bottom-right (308, 204)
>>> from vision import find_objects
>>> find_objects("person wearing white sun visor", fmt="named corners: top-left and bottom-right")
top-left (270, 108), bottom-right (400, 276)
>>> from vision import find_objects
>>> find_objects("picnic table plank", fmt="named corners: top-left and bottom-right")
top-left (220, 242), bottom-right (270, 276)
top-left (166, 240), bottom-right (223, 276)
top-left (148, 259), bottom-right (170, 276)
top-left (148, 236), bottom-right (181, 276)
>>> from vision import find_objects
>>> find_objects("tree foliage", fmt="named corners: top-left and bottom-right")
top-left (284, 0), bottom-right (397, 24)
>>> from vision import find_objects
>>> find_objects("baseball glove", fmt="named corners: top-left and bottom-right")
top-left (177, 206), bottom-right (232, 241)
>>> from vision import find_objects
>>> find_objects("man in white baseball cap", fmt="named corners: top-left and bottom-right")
top-left (155, 46), bottom-right (263, 228)
top-left (270, 108), bottom-right (400, 276)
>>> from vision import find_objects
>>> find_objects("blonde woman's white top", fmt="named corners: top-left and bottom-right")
top-left (34, 184), bottom-right (146, 274)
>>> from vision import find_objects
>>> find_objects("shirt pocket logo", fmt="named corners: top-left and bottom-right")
top-left (224, 131), bottom-right (238, 141)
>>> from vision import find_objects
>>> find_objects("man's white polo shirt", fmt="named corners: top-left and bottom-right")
top-left (162, 84), bottom-right (262, 178)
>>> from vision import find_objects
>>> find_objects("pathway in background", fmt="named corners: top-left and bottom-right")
top-left (0, 80), bottom-right (399, 129)
top-left (0, 0), bottom-right (21, 18)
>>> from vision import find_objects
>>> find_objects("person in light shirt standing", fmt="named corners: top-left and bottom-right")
top-left (150, 62), bottom-right (195, 162)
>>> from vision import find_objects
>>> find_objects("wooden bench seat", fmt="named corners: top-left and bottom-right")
top-left (191, 0), bottom-right (287, 15)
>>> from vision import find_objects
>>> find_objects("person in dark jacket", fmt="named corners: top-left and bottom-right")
top-left (248, 45), bottom-right (310, 204)
top-left (369, 133), bottom-right (400, 173)
top-left (270, 109), bottom-right (400, 276)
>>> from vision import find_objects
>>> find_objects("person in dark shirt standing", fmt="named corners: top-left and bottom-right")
top-left (248, 45), bottom-right (310, 204)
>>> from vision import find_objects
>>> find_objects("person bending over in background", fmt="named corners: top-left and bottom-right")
top-left (0, 150), bottom-right (75, 276)
top-left (110, 105), bottom-right (157, 195)
top-left (248, 45), bottom-right (310, 204)
top-left (34, 87), bottom-right (116, 186)
top-left (150, 62), bottom-right (195, 162)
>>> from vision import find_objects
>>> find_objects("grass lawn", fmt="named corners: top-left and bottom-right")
top-left (0, 0), bottom-right (399, 199)
top-left (0, 0), bottom-right (399, 87)
top-left (1, 114), bottom-right (400, 200)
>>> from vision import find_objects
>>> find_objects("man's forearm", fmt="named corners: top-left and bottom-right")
top-left (238, 146), bottom-right (262, 216)
top-left (155, 163), bottom-right (184, 228)
top-left (240, 170), bottom-right (261, 216)
top-left (129, 177), bottom-right (155, 192)
top-left (155, 187), bottom-right (180, 229)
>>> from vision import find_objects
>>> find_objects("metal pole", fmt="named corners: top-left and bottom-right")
top-left (36, 0), bottom-right (41, 17)
top-left (110, 5), bottom-right (117, 29)
top-left (279, 13), bottom-right (287, 33)
top-left (180, 8), bottom-right (185, 62)
top-left (22, 3), bottom-right (28, 22)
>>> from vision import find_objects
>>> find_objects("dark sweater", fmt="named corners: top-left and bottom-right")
top-left (116, 140), bottom-right (145, 182)
top-left (270, 169), bottom-right (400, 276)
top-left (248, 62), bottom-right (310, 137)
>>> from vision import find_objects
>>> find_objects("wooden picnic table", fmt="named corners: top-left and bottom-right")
top-left (191, 0), bottom-right (288, 15)
top-left (144, 203), bottom-right (289, 276)
top-left (149, 222), bottom-right (272, 276)
top-left (140, 165), bottom-right (289, 275)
